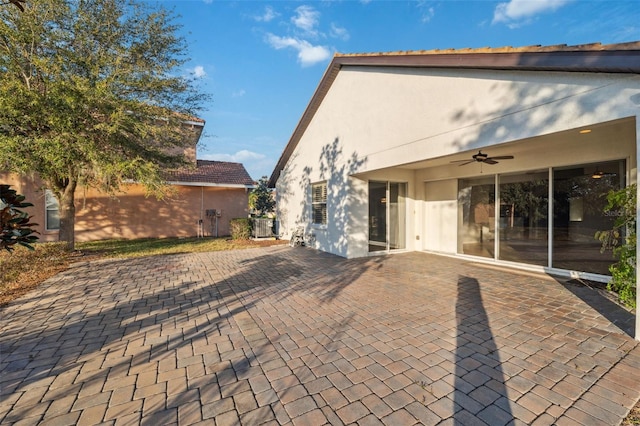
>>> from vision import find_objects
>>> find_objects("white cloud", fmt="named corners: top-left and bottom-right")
top-left (203, 150), bottom-right (266, 163)
top-left (232, 89), bottom-right (246, 98)
top-left (493, 0), bottom-right (571, 26)
top-left (330, 23), bottom-right (350, 41)
top-left (292, 5), bottom-right (320, 35)
top-left (266, 33), bottom-right (331, 67)
top-left (421, 6), bottom-right (435, 23)
top-left (192, 65), bottom-right (207, 79)
top-left (254, 6), bottom-right (278, 22)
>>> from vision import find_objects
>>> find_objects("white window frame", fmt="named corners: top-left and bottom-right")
top-left (311, 181), bottom-right (327, 225)
top-left (45, 189), bottom-right (60, 231)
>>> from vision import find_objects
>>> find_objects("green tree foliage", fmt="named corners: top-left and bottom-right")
top-left (595, 184), bottom-right (636, 308)
top-left (250, 176), bottom-right (275, 217)
top-left (0, 0), bottom-right (207, 249)
top-left (0, 184), bottom-right (39, 252)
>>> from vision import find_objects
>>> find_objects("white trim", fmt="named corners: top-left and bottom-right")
top-left (636, 117), bottom-right (640, 341)
top-left (44, 189), bottom-right (60, 231)
top-left (166, 181), bottom-right (255, 189)
top-left (428, 250), bottom-right (611, 284)
top-left (548, 167), bottom-right (554, 269)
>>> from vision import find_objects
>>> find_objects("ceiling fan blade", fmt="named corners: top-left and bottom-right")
top-left (456, 160), bottom-right (476, 166)
top-left (483, 159), bottom-right (499, 165)
top-left (487, 155), bottom-right (514, 160)
top-left (450, 159), bottom-right (473, 163)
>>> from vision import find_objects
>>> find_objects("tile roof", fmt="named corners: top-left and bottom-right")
top-left (336, 41), bottom-right (640, 58)
top-left (166, 160), bottom-right (254, 186)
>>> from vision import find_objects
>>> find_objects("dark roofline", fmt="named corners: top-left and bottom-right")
top-left (268, 41), bottom-right (640, 187)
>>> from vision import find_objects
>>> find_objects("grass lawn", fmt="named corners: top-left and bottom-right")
top-left (0, 237), bottom-right (286, 306)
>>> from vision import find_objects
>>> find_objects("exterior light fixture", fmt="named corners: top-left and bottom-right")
top-left (579, 129), bottom-right (592, 134)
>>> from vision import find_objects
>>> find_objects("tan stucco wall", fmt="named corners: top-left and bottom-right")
top-left (73, 184), bottom-right (248, 241)
top-left (1, 173), bottom-right (249, 242)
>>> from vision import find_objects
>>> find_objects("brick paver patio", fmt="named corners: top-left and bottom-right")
top-left (1, 246), bottom-right (639, 425)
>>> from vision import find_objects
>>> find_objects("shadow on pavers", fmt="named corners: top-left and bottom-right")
top-left (559, 278), bottom-right (635, 338)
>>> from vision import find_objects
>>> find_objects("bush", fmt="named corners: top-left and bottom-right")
top-left (595, 184), bottom-right (636, 308)
top-left (229, 218), bottom-right (251, 240)
top-left (1, 184), bottom-right (39, 252)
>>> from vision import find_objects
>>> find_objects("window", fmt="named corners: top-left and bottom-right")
top-left (311, 182), bottom-right (327, 225)
top-left (45, 190), bottom-right (60, 231)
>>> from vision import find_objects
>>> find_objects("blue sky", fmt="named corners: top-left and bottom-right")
top-left (163, 0), bottom-right (640, 180)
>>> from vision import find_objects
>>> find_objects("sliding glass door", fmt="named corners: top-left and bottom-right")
top-left (456, 160), bottom-right (625, 276)
top-left (369, 181), bottom-right (406, 253)
top-left (553, 161), bottom-right (624, 274)
top-left (458, 177), bottom-right (495, 258)
top-left (498, 171), bottom-right (549, 266)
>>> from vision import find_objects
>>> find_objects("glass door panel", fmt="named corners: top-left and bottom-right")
top-left (552, 160), bottom-right (624, 274)
top-left (389, 183), bottom-right (406, 250)
top-left (498, 171), bottom-right (549, 266)
top-left (458, 177), bottom-right (495, 258)
top-left (369, 181), bottom-right (407, 252)
top-left (369, 181), bottom-right (387, 252)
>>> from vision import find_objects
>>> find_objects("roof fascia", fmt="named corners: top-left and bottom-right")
top-left (268, 57), bottom-right (342, 187)
top-left (335, 50), bottom-right (640, 73)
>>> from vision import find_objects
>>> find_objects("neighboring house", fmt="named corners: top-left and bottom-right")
top-left (3, 119), bottom-right (255, 241)
top-left (270, 42), bottom-right (639, 306)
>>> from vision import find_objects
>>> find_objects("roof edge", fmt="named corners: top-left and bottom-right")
top-left (334, 41), bottom-right (640, 58)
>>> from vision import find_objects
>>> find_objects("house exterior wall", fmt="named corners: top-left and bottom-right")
top-left (422, 179), bottom-right (458, 254)
top-left (73, 184), bottom-right (248, 241)
top-left (1, 173), bottom-right (249, 242)
top-left (276, 67), bottom-right (639, 259)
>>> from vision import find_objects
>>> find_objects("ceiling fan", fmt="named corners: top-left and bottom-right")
top-left (450, 150), bottom-right (515, 166)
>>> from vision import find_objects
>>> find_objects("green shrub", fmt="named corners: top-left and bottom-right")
top-left (1, 184), bottom-right (39, 252)
top-left (595, 183), bottom-right (636, 308)
top-left (229, 218), bottom-right (251, 240)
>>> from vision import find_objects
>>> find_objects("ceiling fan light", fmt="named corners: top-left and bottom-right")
top-left (591, 171), bottom-right (604, 179)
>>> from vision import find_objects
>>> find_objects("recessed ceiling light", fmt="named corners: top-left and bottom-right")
top-left (579, 129), bottom-right (592, 134)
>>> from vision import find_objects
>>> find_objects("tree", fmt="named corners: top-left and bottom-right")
top-left (250, 176), bottom-right (275, 217)
top-left (0, 0), bottom-right (207, 250)
top-left (1, 184), bottom-right (39, 252)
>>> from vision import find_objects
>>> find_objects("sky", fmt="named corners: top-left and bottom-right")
top-left (161, 0), bottom-right (640, 180)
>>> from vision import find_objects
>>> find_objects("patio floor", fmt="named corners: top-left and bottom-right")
top-left (1, 246), bottom-right (639, 425)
